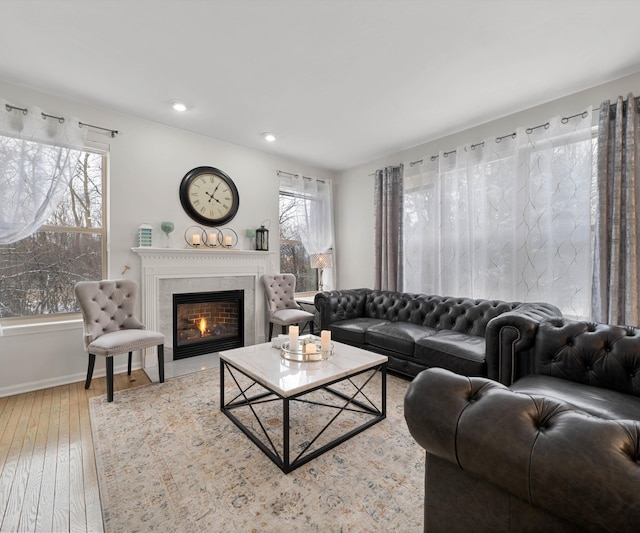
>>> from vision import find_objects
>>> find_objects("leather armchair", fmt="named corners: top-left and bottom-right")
top-left (404, 317), bottom-right (640, 532)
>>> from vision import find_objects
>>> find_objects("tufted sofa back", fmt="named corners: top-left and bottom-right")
top-left (360, 290), bottom-right (521, 337)
top-left (75, 279), bottom-right (145, 349)
top-left (408, 295), bottom-right (520, 336)
top-left (316, 289), bottom-right (530, 338)
top-left (534, 317), bottom-right (640, 397)
top-left (314, 288), bottom-right (368, 324)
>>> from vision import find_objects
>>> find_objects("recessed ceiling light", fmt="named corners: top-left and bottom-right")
top-left (262, 132), bottom-right (276, 142)
top-left (172, 101), bottom-right (188, 112)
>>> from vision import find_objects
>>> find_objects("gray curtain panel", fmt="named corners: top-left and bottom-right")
top-left (592, 93), bottom-right (640, 326)
top-left (374, 165), bottom-right (403, 291)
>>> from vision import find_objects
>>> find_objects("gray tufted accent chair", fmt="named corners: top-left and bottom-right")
top-left (75, 279), bottom-right (165, 402)
top-left (261, 274), bottom-right (315, 340)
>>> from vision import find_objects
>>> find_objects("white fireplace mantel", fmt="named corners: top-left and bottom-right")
top-left (133, 247), bottom-right (276, 367)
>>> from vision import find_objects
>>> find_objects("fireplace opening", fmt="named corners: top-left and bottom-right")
top-left (173, 290), bottom-right (244, 359)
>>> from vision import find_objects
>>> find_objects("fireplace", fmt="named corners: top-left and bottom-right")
top-left (133, 247), bottom-right (271, 368)
top-left (173, 290), bottom-right (244, 359)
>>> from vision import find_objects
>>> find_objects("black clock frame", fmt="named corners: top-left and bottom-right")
top-left (179, 166), bottom-right (240, 226)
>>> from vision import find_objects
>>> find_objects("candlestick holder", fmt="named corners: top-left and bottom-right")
top-left (281, 334), bottom-right (334, 362)
top-left (203, 228), bottom-right (223, 248)
top-left (184, 225), bottom-right (206, 248)
top-left (219, 227), bottom-right (238, 248)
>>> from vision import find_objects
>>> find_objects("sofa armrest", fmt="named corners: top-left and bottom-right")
top-left (314, 289), bottom-right (368, 330)
top-left (485, 302), bottom-right (561, 385)
top-left (404, 368), bottom-right (640, 532)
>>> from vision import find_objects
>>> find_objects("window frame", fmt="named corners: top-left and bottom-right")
top-left (278, 188), bottom-right (319, 293)
top-left (0, 141), bottom-right (109, 329)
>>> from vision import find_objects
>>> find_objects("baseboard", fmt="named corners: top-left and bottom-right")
top-left (0, 362), bottom-right (142, 398)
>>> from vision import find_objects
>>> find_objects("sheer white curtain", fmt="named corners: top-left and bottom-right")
top-left (0, 99), bottom-right (87, 244)
top-left (287, 174), bottom-right (335, 290)
top-left (404, 109), bottom-right (593, 318)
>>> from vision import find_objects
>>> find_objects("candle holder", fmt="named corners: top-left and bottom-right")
top-left (203, 228), bottom-right (223, 248)
top-left (184, 225), bottom-right (206, 248)
top-left (256, 222), bottom-right (269, 251)
top-left (281, 334), bottom-right (334, 362)
top-left (218, 227), bottom-right (238, 248)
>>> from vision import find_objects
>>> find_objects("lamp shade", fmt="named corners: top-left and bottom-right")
top-left (310, 253), bottom-right (333, 269)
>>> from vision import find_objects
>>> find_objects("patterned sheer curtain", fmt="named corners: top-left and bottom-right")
top-left (287, 174), bottom-right (336, 291)
top-left (0, 98), bottom-right (87, 244)
top-left (374, 165), bottom-right (403, 291)
top-left (592, 94), bottom-right (640, 326)
top-left (404, 109), bottom-right (593, 318)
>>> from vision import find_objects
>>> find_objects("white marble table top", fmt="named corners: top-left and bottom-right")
top-left (220, 341), bottom-right (388, 397)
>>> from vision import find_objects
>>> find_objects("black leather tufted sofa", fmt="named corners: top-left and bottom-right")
top-left (314, 288), bottom-right (560, 381)
top-left (404, 317), bottom-right (640, 532)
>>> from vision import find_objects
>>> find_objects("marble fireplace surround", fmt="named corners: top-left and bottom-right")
top-left (133, 247), bottom-right (275, 367)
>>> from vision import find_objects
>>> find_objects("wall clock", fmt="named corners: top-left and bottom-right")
top-left (179, 166), bottom-right (240, 226)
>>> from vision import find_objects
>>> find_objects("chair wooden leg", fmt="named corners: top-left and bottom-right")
top-left (268, 323), bottom-right (274, 341)
top-left (85, 354), bottom-right (96, 389)
top-left (106, 357), bottom-right (114, 402)
top-left (157, 344), bottom-right (165, 383)
top-left (281, 325), bottom-right (287, 335)
top-left (309, 320), bottom-right (315, 335)
top-left (127, 351), bottom-right (132, 375)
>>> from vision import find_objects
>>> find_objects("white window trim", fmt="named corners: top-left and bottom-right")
top-left (0, 139), bottom-right (109, 333)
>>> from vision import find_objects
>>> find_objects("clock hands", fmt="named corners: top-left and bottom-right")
top-left (204, 190), bottom-right (222, 204)
top-left (205, 181), bottom-right (223, 203)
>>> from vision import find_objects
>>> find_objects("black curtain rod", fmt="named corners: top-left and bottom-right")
top-left (276, 170), bottom-right (326, 183)
top-left (408, 106), bottom-right (594, 167)
top-left (4, 104), bottom-right (119, 137)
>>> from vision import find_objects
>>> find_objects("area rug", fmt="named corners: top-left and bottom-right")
top-left (89, 366), bottom-right (424, 532)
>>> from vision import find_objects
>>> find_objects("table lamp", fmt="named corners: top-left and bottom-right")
top-left (310, 252), bottom-right (333, 291)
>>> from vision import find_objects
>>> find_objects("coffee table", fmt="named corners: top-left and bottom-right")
top-left (220, 341), bottom-right (387, 473)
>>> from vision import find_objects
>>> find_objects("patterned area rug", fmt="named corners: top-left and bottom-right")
top-left (89, 366), bottom-right (424, 532)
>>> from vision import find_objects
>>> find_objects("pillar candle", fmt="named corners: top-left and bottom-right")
top-left (208, 232), bottom-right (217, 245)
top-left (289, 325), bottom-right (299, 351)
top-left (223, 235), bottom-right (233, 246)
top-left (321, 330), bottom-right (331, 352)
top-left (191, 234), bottom-right (201, 245)
top-left (304, 342), bottom-right (317, 354)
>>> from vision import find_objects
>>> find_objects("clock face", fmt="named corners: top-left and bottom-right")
top-left (179, 167), bottom-right (239, 225)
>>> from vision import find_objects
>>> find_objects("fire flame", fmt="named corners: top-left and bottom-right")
top-left (198, 317), bottom-right (207, 335)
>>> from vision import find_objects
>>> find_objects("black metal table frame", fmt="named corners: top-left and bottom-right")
top-left (220, 359), bottom-right (386, 473)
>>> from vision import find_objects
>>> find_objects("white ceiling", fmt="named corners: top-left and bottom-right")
top-left (2, 0), bottom-right (640, 171)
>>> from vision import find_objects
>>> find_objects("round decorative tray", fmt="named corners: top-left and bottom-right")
top-left (281, 335), bottom-right (334, 362)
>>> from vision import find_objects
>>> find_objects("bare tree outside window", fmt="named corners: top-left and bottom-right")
top-left (279, 191), bottom-right (317, 292)
top-left (0, 150), bottom-right (105, 318)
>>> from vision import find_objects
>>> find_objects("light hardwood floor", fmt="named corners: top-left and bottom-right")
top-left (0, 370), bottom-right (151, 533)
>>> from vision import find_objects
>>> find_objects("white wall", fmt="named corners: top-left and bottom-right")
top-left (0, 80), bottom-right (334, 397)
top-left (335, 71), bottom-right (640, 290)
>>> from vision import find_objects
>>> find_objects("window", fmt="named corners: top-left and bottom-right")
top-left (403, 113), bottom-right (595, 319)
top-left (279, 190), bottom-right (318, 292)
top-left (0, 149), bottom-right (106, 319)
